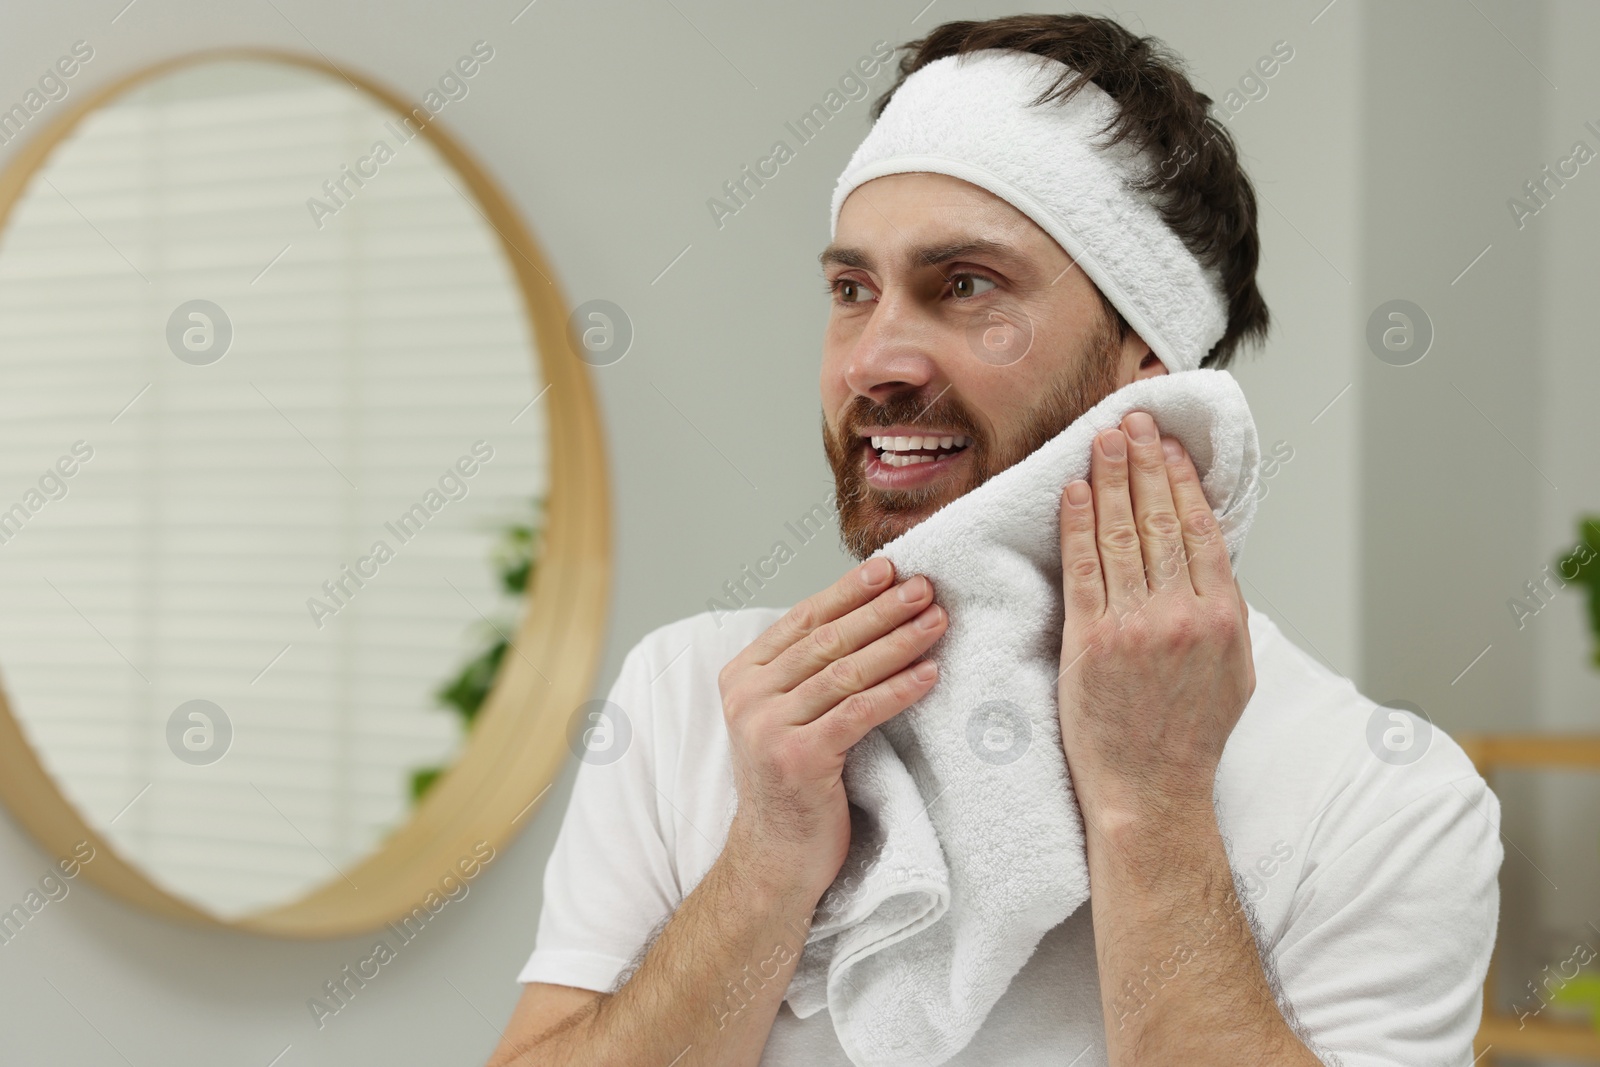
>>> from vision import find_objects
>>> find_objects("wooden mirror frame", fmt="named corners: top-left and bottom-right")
top-left (0, 47), bottom-right (610, 938)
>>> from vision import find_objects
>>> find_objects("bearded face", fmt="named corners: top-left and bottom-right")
top-left (821, 304), bottom-right (1125, 558)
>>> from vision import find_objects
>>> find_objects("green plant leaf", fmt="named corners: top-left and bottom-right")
top-left (411, 765), bottom-right (443, 802)
top-left (406, 495), bottom-right (545, 806)
top-left (434, 638), bottom-right (509, 726)
top-left (1554, 516), bottom-right (1600, 670)
top-left (493, 496), bottom-right (546, 596)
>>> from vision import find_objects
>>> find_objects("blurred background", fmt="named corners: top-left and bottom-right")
top-left (0, 1), bottom-right (1595, 1064)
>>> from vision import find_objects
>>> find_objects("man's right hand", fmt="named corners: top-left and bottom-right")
top-left (490, 558), bottom-right (946, 1067)
top-left (717, 557), bottom-right (947, 901)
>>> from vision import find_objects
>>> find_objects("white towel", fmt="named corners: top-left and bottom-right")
top-left (784, 368), bottom-right (1262, 1067)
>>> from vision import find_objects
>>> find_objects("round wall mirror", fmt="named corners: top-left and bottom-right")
top-left (0, 49), bottom-right (609, 936)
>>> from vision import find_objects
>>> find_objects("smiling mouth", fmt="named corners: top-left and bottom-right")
top-left (865, 433), bottom-right (972, 468)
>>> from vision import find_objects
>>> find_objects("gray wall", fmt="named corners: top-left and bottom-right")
top-left (0, 1), bottom-right (1585, 1063)
top-left (1360, 0), bottom-right (1547, 1010)
top-left (1359, 0), bottom-right (1600, 1022)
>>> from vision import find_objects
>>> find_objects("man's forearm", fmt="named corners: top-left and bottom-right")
top-left (1083, 802), bottom-right (1324, 1065)
top-left (509, 827), bottom-right (823, 1067)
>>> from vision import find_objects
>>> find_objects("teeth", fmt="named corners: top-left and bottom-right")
top-left (867, 432), bottom-right (973, 462)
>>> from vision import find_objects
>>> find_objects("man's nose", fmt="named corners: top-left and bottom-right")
top-left (842, 292), bottom-right (941, 403)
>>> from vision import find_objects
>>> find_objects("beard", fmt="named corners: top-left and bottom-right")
top-left (822, 311), bottom-right (1126, 560)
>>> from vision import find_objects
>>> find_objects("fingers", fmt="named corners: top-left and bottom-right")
top-left (1163, 435), bottom-right (1234, 599)
top-left (734, 554), bottom-right (948, 738)
top-left (1120, 412), bottom-right (1189, 597)
top-left (1059, 478), bottom-right (1104, 619)
top-left (1088, 427), bottom-right (1146, 619)
top-left (742, 556), bottom-right (896, 666)
top-left (769, 572), bottom-right (939, 691)
top-left (787, 599), bottom-right (947, 725)
top-left (805, 656), bottom-right (942, 756)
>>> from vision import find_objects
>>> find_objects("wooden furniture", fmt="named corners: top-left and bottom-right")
top-left (1458, 734), bottom-right (1600, 1064)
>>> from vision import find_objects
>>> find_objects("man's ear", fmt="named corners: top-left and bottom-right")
top-left (1136, 352), bottom-right (1167, 377)
top-left (1130, 340), bottom-right (1166, 381)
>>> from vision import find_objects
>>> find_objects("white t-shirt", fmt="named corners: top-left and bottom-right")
top-left (519, 602), bottom-right (1502, 1067)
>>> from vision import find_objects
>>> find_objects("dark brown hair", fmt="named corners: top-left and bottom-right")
top-left (874, 13), bottom-right (1269, 369)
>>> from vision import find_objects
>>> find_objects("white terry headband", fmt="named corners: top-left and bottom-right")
top-left (829, 48), bottom-right (1228, 374)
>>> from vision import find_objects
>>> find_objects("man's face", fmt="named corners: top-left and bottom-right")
top-left (820, 172), bottom-right (1166, 559)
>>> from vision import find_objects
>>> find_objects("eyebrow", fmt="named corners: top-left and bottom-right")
top-left (818, 238), bottom-right (1028, 273)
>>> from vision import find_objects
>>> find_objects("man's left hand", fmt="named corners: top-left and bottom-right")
top-left (1055, 409), bottom-right (1255, 832)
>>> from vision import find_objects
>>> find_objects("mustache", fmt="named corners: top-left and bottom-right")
top-left (837, 391), bottom-right (982, 443)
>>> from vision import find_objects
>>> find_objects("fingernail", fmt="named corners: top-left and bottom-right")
top-left (862, 557), bottom-right (892, 586)
top-left (912, 660), bottom-right (938, 682)
top-left (1066, 479), bottom-right (1090, 506)
top-left (1126, 411), bottom-right (1157, 443)
top-left (897, 575), bottom-right (928, 602)
top-left (1100, 429), bottom-right (1126, 460)
top-left (1162, 437), bottom-right (1182, 463)
top-left (915, 604), bottom-right (943, 629)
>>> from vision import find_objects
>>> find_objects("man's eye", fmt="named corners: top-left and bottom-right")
top-left (951, 273), bottom-right (997, 299)
top-left (833, 279), bottom-right (876, 304)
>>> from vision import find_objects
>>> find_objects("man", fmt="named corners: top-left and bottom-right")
top-left (490, 14), bottom-right (1501, 1067)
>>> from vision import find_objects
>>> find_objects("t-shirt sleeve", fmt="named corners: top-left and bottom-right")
top-left (516, 638), bottom-right (684, 993)
top-left (1269, 772), bottom-right (1503, 1067)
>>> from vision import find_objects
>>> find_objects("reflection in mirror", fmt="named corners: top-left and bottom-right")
top-left (0, 58), bottom-right (548, 919)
